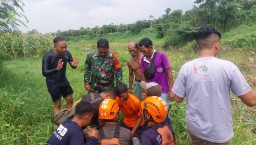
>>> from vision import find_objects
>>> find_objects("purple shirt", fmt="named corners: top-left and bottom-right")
top-left (141, 51), bottom-right (171, 93)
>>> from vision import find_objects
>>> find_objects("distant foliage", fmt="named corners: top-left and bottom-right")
top-left (224, 34), bottom-right (256, 48)
top-left (52, 0), bottom-right (256, 49)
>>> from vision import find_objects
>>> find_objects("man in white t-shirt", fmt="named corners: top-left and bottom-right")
top-left (171, 27), bottom-right (256, 145)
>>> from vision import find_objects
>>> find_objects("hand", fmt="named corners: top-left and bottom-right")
top-left (169, 91), bottom-right (175, 101)
top-left (85, 84), bottom-right (91, 91)
top-left (71, 58), bottom-right (79, 68)
top-left (252, 77), bottom-right (256, 87)
top-left (128, 88), bottom-right (133, 93)
top-left (142, 91), bottom-right (147, 101)
top-left (131, 128), bottom-right (136, 137)
top-left (56, 59), bottom-right (63, 70)
top-left (84, 126), bottom-right (99, 139)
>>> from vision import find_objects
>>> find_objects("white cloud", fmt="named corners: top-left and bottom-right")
top-left (19, 0), bottom-right (195, 33)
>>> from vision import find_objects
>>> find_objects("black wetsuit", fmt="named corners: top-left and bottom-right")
top-left (42, 50), bottom-right (74, 102)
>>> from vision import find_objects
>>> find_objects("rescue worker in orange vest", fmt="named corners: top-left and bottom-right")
top-left (141, 96), bottom-right (176, 145)
top-left (98, 99), bottom-right (132, 145)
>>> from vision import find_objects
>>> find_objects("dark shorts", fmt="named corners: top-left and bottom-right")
top-left (47, 80), bottom-right (74, 102)
top-left (120, 119), bottom-right (143, 139)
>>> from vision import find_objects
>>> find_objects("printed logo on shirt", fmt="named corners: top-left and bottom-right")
top-left (193, 62), bottom-right (212, 82)
top-left (156, 134), bottom-right (162, 144)
top-left (193, 62), bottom-right (210, 75)
top-left (157, 67), bottom-right (163, 73)
top-left (54, 124), bottom-right (68, 140)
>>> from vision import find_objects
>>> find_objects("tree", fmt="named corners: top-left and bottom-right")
top-left (0, 0), bottom-right (27, 32)
top-left (129, 20), bottom-right (150, 34)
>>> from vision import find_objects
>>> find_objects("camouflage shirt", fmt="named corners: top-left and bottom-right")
top-left (84, 50), bottom-right (122, 92)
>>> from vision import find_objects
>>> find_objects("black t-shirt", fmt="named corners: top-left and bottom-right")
top-left (42, 50), bottom-right (73, 84)
top-left (47, 118), bottom-right (97, 145)
top-left (81, 92), bottom-right (103, 126)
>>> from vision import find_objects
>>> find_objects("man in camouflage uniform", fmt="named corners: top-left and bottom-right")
top-left (84, 39), bottom-right (122, 93)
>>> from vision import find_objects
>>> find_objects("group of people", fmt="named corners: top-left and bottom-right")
top-left (42, 27), bottom-right (256, 145)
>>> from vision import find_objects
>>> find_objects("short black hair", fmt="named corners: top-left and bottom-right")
top-left (75, 101), bottom-right (94, 119)
top-left (139, 38), bottom-right (153, 48)
top-left (53, 37), bottom-right (66, 45)
top-left (196, 27), bottom-right (221, 49)
top-left (102, 87), bottom-right (116, 99)
top-left (116, 83), bottom-right (128, 96)
top-left (97, 39), bottom-right (109, 49)
top-left (135, 43), bottom-right (139, 49)
top-left (196, 27), bottom-right (221, 41)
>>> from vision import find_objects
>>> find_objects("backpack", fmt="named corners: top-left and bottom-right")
top-left (144, 51), bottom-right (157, 80)
top-left (51, 108), bottom-right (75, 125)
top-left (51, 93), bottom-right (102, 125)
top-left (99, 125), bottom-right (120, 145)
top-left (150, 124), bottom-right (176, 145)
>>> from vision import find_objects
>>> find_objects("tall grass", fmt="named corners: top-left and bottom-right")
top-left (222, 24), bottom-right (256, 49)
top-left (0, 32), bottom-right (53, 59)
top-left (0, 26), bottom-right (256, 144)
top-left (0, 47), bottom-right (255, 144)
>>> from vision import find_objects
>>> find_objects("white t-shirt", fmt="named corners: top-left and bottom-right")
top-left (172, 57), bottom-right (250, 143)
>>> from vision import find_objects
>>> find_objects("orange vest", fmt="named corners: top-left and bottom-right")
top-left (151, 124), bottom-right (176, 145)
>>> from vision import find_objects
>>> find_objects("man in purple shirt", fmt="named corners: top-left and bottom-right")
top-left (139, 38), bottom-right (173, 125)
top-left (47, 101), bottom-right (98, 145)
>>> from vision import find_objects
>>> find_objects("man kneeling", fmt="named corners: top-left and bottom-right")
top-left (47, 101), bottom-right (98, 145)
top-left (98, 99), bottom-right (132, 145)
top-left (141, 96), bottom-right (176, 145)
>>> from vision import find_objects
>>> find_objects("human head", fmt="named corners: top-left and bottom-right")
top-left (116, 83), bottom-right (129, 102)
top-left (75, 101), bottom-right (94, 127)
top-left (128, 41), bottom-right (139, 57)
top-left (100, 87), bottom-right (117, 99)
top-left (140, 81), bottom-right (162, 100)
top-left (139, 38), bottom-right (153, 58)
top-left (53, 37), bottom-right (67, 55)
top-left (97, 39), bottom-right (109, 57)
top-left (196, 27), bottom-right (221, 56)
top-left (98, 99), bottom-right (119, 121)
top-left (141, 96), bottom-right (168, 123)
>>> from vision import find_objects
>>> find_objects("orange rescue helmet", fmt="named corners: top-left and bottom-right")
top-left (141, 96), bottom-right (168, 123)
top-left (99, 99), bottom-right (119, 120)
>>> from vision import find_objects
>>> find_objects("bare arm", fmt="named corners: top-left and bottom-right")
top-left (166, 68), bottom-right (174, 93)
top-left (127, 60), bottom-right (134, 92)
top-left (170, 91), bottom-right (184, 103)
top-left (239, 78), bottom-right (256, 106)
top-left (131, 115), bottom-right (143, 136)
top-left (72, 98), bottom-right (82, 107)
top-left (239, 90), bottom-right (256, 106)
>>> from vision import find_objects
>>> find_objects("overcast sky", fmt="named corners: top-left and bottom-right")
top-left (19, 0), bottom-right (196, 33)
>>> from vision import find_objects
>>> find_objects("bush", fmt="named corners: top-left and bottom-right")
top-left (223, 34), bottom-right (256, 49)
top-left (179, 40), bottom-right (197, 53)
top-left (163, 33), bottom-right (184, 48)
top-left (0, 33), bottom-right (53, 58)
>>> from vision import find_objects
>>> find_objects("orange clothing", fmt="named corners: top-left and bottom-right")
top-left (117, 93), bottom-right (144, 128)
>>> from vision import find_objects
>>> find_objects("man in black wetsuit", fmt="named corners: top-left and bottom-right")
top-left (42, 37), bottom-right (79, 113)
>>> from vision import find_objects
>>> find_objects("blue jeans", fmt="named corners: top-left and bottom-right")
top-left (161, 93), bottom-right (171, 126)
